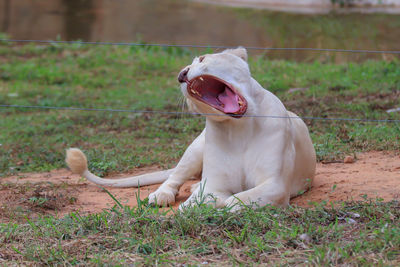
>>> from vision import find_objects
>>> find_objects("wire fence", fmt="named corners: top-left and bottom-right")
top-left (1, 104), bottom-right (399, 123)
top-left (1, 38), bottom-right (400, 54)
top-left (1, 38), bottom-right (399, 124)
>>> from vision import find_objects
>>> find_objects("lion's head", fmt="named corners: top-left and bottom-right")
top-left (178, 47), bottom-right (251, 120)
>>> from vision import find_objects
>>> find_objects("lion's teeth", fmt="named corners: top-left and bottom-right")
top-left (199, 77), bottom-right (204, 82)
top-left (191, 89), bottom-right (201, 96)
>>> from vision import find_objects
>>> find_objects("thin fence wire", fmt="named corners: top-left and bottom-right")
top-left (1, 39), bottom-right (400, 54)
top-left (1, 39), bottom-right (399, 124)
top-left (1, 104), bottom-right (399, 123)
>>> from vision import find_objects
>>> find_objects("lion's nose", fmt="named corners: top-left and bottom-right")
top-left (178, 68), bottom-right (189, 83)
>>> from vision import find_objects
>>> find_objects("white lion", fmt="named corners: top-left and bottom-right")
top-left (66, 47), bottom-right (316, 210)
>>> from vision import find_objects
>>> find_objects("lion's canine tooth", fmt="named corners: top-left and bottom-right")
top-left (199, 77), bottom-right (204, 82)
top-left (191, 89), bottom-right (201, 96)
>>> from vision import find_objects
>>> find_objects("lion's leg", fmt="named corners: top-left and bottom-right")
top-left (148, 130), bottom-right (205, 206)
top-left (224, 179), bottom-right (290, 211)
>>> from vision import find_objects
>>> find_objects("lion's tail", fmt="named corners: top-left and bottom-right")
top-left (65, 148), bottom-right (173, 187)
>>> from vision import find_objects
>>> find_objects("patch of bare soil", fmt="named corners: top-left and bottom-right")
top-left (1, 151), bottom-right (399, 222)
top-left (291, 151), bottom-right (400, 206)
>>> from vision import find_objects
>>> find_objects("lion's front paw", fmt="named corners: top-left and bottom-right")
top-left (224, 196), bottom-right (244, 212)
top-left (148, 188), bottom-right (176, 206)
top-left (178, 199), bottom-right (195, 211)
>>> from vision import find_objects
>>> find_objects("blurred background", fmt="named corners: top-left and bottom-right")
top-left (1, 0), bottom-right (399, 62)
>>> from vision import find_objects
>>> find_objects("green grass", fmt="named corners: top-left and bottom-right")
top-left (0, 196), bottom-right (399, 265)
top-left (0, 42), bottom-right (399, 176)
top-left (0, 42), bottom-right (399, 265)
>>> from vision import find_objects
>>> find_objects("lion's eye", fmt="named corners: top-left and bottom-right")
top-left (199, 56), bottom-right (205, 63)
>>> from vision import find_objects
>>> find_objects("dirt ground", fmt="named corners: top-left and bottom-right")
top-left (1, 151), bottom-right (399, 222)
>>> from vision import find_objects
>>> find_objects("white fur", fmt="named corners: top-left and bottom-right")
top-left (66, 48), bottom-right (316, 209)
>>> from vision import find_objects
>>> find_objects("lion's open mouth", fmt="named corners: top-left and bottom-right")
top-left (186, 75), bottom-right (247, 118)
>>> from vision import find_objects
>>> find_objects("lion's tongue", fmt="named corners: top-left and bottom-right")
top-left (217, 87), bottom-right (240, 113)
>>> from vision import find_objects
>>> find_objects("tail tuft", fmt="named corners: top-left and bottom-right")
top-left (65, 148), bottom-right (88, 175)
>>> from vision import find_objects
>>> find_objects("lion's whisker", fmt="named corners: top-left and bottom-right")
top-left (179, 95), bottom-right (186, 120)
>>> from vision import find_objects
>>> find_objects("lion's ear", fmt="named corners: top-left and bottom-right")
top-left (223, 47), bottom-right (248, 62)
